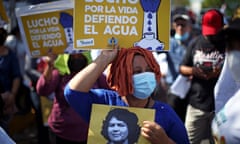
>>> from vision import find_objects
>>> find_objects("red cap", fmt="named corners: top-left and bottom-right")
top-left (202, 9), bottom-right (224, 35)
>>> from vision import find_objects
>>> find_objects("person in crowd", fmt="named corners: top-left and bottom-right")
top-left (36, 52), bottom-right (109, 144)
top-left (0, 27), bottom-right (21, 132)
top-left (4, 26), bottom-right (32, 115)
top-left (5, 26), bottom-right (27, 77)
top-left (214, 6), bottom-right (240, 114)
top-left (213, 49), bottom-right (240, 113)
top-left (25, 55), bottom-right (51, 144)
top-left (153, 10), bottom-right (198, 105)
top-left (179, 9), bottom-right (225, 144)
top-left (168, 13), bottom-right (193, 83)
top-left (64, 46), bottom-right (189, 144)
top-left (101, 108), bottom-right (140, 144)
top-left (154, 13), bottom-right (193, 86)
top-left (211, 16), bottom-right (240, 144)
top-left (166, 12), bottom-right (197, 122)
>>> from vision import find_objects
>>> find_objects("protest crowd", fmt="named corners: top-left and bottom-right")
top-left (1, 0), bottom-right (240, 144)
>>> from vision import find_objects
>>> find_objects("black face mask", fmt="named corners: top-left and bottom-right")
top-left (68, 56), bottom-right (88, 73)
top-left (207, 35), bottom-right (226, 53)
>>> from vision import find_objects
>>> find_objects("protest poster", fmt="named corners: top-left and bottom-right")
top-left (74, 0), bottom-right (170, 51)
top-left (87, 104), bottom-right (155, 144)
top-left (15, 0), bottom-right (80, 57)
top-left (0, 1), bottom-right (9, 27)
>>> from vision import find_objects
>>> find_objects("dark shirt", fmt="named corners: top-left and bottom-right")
top-left (0, 50), bottom-right (21, 92)
top-left (181, 35), bottom-right (225, 112)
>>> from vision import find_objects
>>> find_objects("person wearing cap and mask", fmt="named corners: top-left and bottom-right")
top-left (164, 13), bottom-right (197, 123)
top-left (179, 9), bottom-right (226, 144)
top-left (211, 17), bottom-right (240, 144)
top-left (157, 13), bottom-right (193, 87)
top-left (164, 14), bottom-right (192, 84)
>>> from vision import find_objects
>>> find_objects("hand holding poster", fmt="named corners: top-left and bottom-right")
top-left (74, 0), bottom-right (170, 51)
top-left (88, 104), bottom-right (155, 144)
top-left (15, 0), bottom-right (80, 57)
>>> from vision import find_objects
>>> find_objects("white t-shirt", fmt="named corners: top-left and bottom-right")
top-left (152, 52), bottom-right (168, 76)
top-left (212, 90), bottom-right (240, 144)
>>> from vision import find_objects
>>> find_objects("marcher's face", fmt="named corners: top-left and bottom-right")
top-left (173, 19), bottom-right (190, 35)
top-left (132, 55), bottom-right (152, 74)
top-left (108, 117), bottom-right (128, 142)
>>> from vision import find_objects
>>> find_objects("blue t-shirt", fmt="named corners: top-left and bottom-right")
top-left (0, 50), bottom-right (21, 92)
top-left (64, 84), bottom-right (189, 144)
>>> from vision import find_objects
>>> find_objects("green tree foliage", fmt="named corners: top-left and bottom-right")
top-left (202, 0), bottom-right (240, 18)
top-left (202, 0), bottom-right (222, 9)
top-left (172, 0), bottom-right (189, 7)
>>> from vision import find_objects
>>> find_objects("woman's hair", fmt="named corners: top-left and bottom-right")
top-left (101, 108), bottom-right (140, 143)
top-left (107, 46), bottom-right (161, 96)
top-left (68, 53), bottom-right (88, 73)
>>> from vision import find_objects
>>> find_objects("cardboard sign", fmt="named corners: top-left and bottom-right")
top-left (40, 96), bottom-right (53, 126)
top-left (74, 0), bottom-right (170, 51)
top-left (15, 0), bottom-right (80, 57)
top-left (88, 104), bottom-right (155, 144)
top-left (0, 1), bottom-right (9, 27)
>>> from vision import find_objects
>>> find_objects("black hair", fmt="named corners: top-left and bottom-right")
top-left (10, 26), bottom-right (20, 36)
top-left (101, 108), bottom-right (141, 144)
top-left (0, 28), bottom-right (7, 46)
top-left (67, 53), bottom-right (88, 73)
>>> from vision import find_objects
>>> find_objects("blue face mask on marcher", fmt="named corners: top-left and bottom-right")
top-left (132, 72), bottom-right (157, 99)
top-left (174, 32), bottom-right (189, 42)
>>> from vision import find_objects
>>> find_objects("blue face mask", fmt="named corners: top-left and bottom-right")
top-left (132, 72), bottom-right (157, 99)
top-left (174, 32), bottom-right (189, 42)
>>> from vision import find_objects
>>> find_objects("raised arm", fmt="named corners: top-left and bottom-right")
top-left (68, 47), bottom-right (118, 92)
